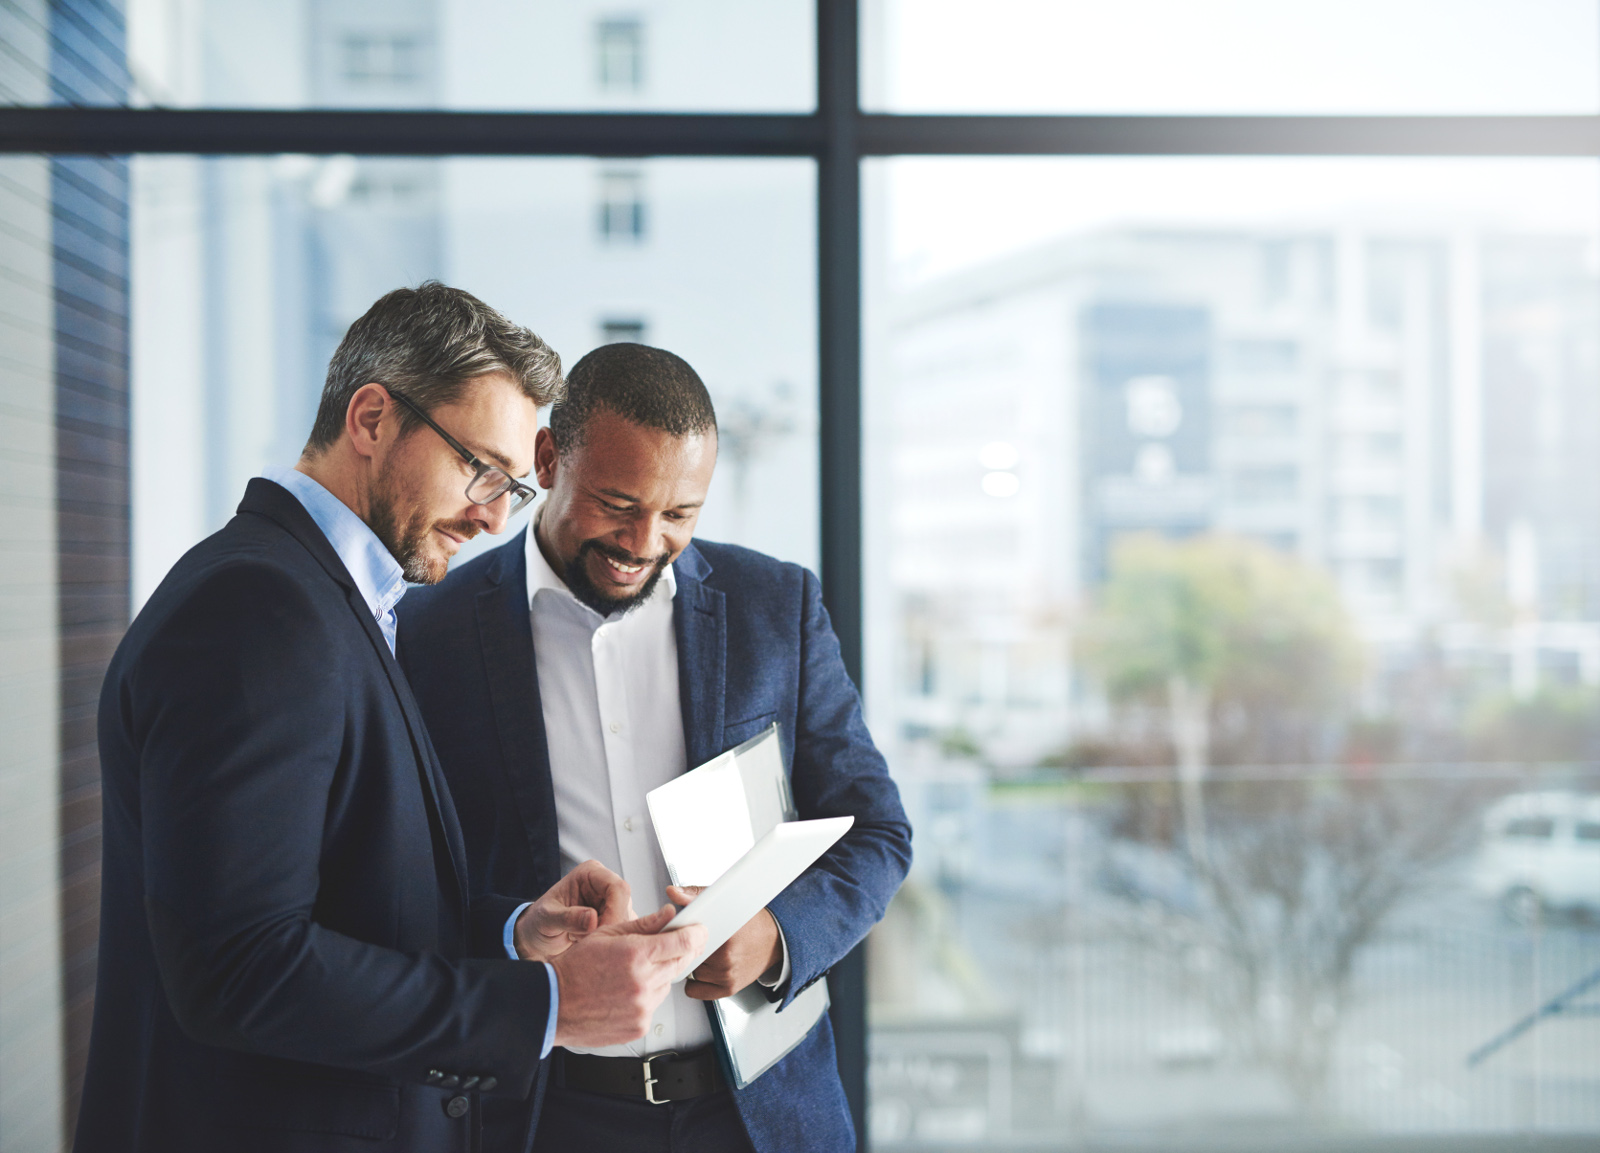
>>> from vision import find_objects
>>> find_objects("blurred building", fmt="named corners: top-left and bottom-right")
top-left (874, 224), bottom-right (1600, 766)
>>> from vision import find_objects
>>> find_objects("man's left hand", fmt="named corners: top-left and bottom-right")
top-left (666, 885), bottom-right (782, 1000)
top-left (515, 859), bottom-right (634, 963)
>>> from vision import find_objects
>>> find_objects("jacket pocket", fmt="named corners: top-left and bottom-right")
top-left (724, 711), bottom-right (779, 749)
top-left (214, 1070), bottom-right (400, 1140)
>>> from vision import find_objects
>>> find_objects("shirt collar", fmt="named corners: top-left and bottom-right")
top-left (523, 502), bottom-right (677, 616)
top-left (262, 465), bottom-right (408, 623)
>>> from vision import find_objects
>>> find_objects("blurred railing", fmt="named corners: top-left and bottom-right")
top-left (868, 762), bottom-right (1600, 1149)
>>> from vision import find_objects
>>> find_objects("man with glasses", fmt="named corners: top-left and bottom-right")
top-left (399, 342), bottom-right (912, 1153)
top-left (75, 284), bottom-right (705, 1153)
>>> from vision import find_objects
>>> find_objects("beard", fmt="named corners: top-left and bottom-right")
top-left (563, 537), bottom-right (671, 617)
top-left (367, 465), bottom-right (479, 585)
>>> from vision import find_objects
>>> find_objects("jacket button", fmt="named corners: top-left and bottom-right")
top-left (439, 1074), bottom-right (460, 1089)
top-left (479, 1076), bottom-right (498, 1092)
top-left (425, 1069), bottom-right (443, 1085)
top-left (444, 1095), bottom-right (470, 1119)
top-left (460, 1075), bottom-right (480, 1090)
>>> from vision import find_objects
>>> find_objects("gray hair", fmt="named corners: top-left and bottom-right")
top-left (305, 281), bottom-right (564, 453)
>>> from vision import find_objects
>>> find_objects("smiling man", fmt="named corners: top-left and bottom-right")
top-left (75, 287), bottom-right (706, 1153)
top-left (399, 343), bottom-right (912, 1153)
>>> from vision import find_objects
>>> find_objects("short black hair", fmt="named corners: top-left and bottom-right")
top-left (548, 343), bottom-right (717, 453)
top-left (307, 282), bottom-right (563, 453)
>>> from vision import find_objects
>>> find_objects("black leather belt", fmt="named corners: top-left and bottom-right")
top-left (555, 1047), bottom-right (725, 1105)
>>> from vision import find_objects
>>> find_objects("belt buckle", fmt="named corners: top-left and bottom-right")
top-left (642, 1051), bottom-right (679, 1105)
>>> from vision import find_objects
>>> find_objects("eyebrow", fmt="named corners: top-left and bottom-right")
top-left (465, 440), bottom-right (526, 476)
top-left (597, 486), bottom-right (704, 510)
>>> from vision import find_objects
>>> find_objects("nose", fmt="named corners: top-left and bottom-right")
top-left (471, 491), bottom-right (512, 535)
top-left (617, 513), bottom-right (669, 561)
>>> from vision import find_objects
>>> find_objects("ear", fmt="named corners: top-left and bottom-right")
top-left (345, 383), bottom-right (392, 461)
top-left (533, 426), bottom-right (561, 489)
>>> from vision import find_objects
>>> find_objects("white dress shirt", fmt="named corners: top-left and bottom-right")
top-left (524, 516), bottom-right (715, 1056)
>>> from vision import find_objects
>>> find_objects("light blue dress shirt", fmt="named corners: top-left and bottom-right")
top-left (261, 467), bottom-right (559, 1059)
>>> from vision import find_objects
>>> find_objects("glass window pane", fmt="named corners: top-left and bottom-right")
top-left (108, 0), bottom-right (815, 111)
top-left (131, 155), bottom-right (817, 605)
top-left (864, 155), bottom-right (1600, 1147)
top-left (864, 0), bottom-right (1600, 114)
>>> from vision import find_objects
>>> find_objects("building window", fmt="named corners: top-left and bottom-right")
top-left (342, 34), bottom-right (422, 85)
top-left (597, 17), bottom-right (644, 92)
top-left (599, 318), bottom-right (647, 345)
top-left (1230, 466), bottom-right (1298, 504)
top-left (598, 170), bottom-right (646, 243)
top-left (1222, 403), bottom-right (1297, 439)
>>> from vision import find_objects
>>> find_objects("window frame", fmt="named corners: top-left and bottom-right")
top-left (6, 2), bottom-right (1599, 1147)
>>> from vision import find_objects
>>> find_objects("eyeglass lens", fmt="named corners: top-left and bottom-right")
top-left (466, 467), bottom-right (534, 512)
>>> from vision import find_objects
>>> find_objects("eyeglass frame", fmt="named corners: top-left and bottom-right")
top-left (383, 386), bottom-right (539, 515)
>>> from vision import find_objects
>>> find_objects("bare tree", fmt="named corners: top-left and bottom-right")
top-left (1103, 776), bottom-right (1483, 1115)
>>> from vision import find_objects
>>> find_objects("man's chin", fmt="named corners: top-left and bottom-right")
top-left (567, 554), bottom-right (667, 617)
top-left (399, 542), bottom-right (453, 585)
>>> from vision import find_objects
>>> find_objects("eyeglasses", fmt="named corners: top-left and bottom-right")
top-left (385, 388), bottom-right (538, 515)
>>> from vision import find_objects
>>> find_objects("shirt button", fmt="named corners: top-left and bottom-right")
top-left (653, 1023), bottom-right (665, 1037)
top-left (609, 721), bottom-right (621, 734)
top-left (623, 817), bottom-right (635, 832)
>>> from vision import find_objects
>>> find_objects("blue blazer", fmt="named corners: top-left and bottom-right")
top-left (398, 532), bottom-right (913, 1153)
top-left (75, 480), bottom-right (554, 1153)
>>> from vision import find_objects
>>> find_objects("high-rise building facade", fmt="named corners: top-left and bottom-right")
top-left (874, 223), bottom-right (1600, 766)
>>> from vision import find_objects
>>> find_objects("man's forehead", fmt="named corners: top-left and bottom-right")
top-left (444, 379), bottom-right (539, 474)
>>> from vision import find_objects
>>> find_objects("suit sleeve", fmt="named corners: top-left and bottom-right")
top-left (763, 568), bottom-right (913, 1007)
top-left (133, 563), bottom-right (551, 1096)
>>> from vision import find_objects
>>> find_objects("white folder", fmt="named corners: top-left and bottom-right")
top-left (646, 724), bottom-right (838, 1089)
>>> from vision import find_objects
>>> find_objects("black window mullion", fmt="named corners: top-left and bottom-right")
top-left (817, 2), bottom-right (867, 1147)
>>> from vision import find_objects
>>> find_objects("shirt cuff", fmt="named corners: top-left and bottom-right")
top-left (756, 913), bottom-right (791, 989)
top-left (503, 901), bottom-right (533, 959)
top-left (541, 962), bottom-right (559, 1060)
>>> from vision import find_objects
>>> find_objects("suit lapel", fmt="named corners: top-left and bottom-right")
top-left (238, 479), bottom-right (468, 909)
top-left (476, 534), bottom-right (563, 884)
top-left (672, 544), bottom-right (726, 770)
top-left (352, 591), bottom-right (470, 909)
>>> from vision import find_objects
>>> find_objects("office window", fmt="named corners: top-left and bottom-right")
top-left (866, 0), bottom-right (1600, 113)
top-left (10, 5), bottom-right (1600, 1152)
top-left (132, 156), bottom-right (817, 602)
top-left (865, 155), bottom-right (1600, 1148)
top-left (596, 16), bottom-right (645, 91)
top-left (598, 170), bottom-right (646, 243)
top-left (88, 1), bottom-right (815, 111)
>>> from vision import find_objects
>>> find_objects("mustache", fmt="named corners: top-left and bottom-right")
top-left (435, 518), bottom-right (481, 542)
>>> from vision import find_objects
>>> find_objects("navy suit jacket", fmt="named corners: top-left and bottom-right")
top-left (398, 531), bottom-right (913, 1153)
top-left (75, 480), bottom-right (554, 1153)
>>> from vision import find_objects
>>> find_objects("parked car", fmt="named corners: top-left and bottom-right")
top-left (1471, 791), bottom-right (1600, 922)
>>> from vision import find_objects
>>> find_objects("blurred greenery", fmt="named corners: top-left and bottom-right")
top-left (935, 725), bottom-right (984, 762)
top-left (1077, 533), bottom-right (1365, 767)
top-left (1466, 683), bottom-right (1600, 761)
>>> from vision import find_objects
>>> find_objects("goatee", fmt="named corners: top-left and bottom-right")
top-left (563, 538), bottom-right (670, 617)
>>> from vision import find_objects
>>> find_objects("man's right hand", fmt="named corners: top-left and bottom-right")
top-left (550, 905), bottom-right (707, 1049)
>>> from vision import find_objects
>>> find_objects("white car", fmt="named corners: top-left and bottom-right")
top-left (1471, 791), bottom-right (1600, 922)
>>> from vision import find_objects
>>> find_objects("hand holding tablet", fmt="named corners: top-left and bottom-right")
top-left (660, 816), bottom-right (853, 981)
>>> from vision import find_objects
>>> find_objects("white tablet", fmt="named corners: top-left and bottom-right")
top-left (661, 815), bottom-right (853, 981)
